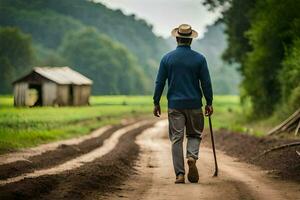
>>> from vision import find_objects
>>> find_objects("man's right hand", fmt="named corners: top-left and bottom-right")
top-left (205, 105), bottom-right (213, 116)
top-left (153, 105), bottom-right (161, 117)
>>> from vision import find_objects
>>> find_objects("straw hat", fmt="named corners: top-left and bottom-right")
top-left (171, 24), bottom-right (198, 38)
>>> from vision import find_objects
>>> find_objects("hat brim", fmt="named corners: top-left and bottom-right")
top-left (171, 28), bottom-right (198, 38)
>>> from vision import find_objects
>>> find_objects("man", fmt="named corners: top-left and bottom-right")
top-left (153, 24), bottom-right (213, 184)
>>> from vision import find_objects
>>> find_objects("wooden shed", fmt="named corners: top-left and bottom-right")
top-left (13, 67), bottom-right (93, 107)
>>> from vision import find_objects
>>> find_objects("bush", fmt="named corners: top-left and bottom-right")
top-left (280, 39), bottom-right (300, 104)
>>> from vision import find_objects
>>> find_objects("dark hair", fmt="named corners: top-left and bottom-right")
top-left (176, 37), bottom-right (192, 45)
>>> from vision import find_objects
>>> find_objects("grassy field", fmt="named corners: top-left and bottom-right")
top-left (0, 95), bottom-right (242, 153)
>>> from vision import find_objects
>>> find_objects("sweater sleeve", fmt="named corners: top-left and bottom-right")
top-left (153, 58), bottom-right (168, 105)
top-left (199, 57), bottom-right (213, 106)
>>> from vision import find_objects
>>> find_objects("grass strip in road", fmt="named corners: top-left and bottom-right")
top-left (0, 124), bottom-right (124, 180)
top-left (0, 123), bottom-right (154, 200)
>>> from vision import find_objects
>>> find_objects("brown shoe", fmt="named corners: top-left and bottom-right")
top-left (187, 157), bottom-right (199, 183)
top-left (174, 174), bottom-right (185, 184)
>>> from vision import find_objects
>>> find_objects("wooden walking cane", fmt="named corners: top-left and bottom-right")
top-left (208, 115), bottom-right (218, 177)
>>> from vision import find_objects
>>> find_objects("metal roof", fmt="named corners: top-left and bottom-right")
top-left (32, 67), bottom-right (93, 85)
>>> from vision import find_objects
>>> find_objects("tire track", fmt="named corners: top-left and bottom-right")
top-left (0, 125), bottom-right (121, 180)
top-left (0, 120), bottom-right (152, 186)
top-left (0, 122), bottom-right (155, 200)
top-left (0, 118), bottom-right (148, 180)
top-left (0, 126), bottom-right (113, 165)
top-left (109, 120), bottom-right (300, 200)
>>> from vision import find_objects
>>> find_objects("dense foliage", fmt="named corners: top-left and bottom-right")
top-left (0, 0), bottom-right (168, 94)
top-left (204, 0), bottom-right (300, 117)
top-left (60, 28), bottom-right (148, 94)
top-left (280, 39), bottom-right (300, 113)
top-left (0, 27), bottom-right (34, 93)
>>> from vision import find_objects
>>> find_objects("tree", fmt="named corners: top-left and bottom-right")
top-left (59, 28), bottom-right (149, 94)
top-left (0, 0), bottom-right (169, 82)
top-left (0, 27), bottom-right (33, 93)
top-left (0, 57), bottom-right (15, 94)
top-left (280, 39), bottom-right (300, 113)
top-left (244, 0), bottom-right (300, 116)
top-left (203, 0), bottom-right (300, 117)
top-left (202, 0), bottom-right (255, 65)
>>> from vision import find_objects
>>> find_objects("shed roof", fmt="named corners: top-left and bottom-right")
top-left (15, 67), bottom-right (93, 85)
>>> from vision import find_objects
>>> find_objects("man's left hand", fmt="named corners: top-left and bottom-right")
top-left (153, 105), bottom-right (161, 117)
top-left (205, 105), bottom-right (213, 116)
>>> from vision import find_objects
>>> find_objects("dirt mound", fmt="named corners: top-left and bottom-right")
top-left (0, 124), bottom-right (153, 200)
top-left (0, 125), bottom-right (124, 180)
top-left (203, 129), bottom-right (300, 182)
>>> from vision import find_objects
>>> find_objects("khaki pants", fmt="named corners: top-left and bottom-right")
top-left (168, 108), bottom-right (204, 176)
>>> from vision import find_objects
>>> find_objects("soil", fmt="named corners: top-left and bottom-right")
top-left (0, 118), bottom-right (299, 200)
top-left (108, 120), bottom-right (300, 200)
top-left (202, 129), bottom-right (300, 182)
top-left (0, 117), bottom-right (149, 180)
top-left (0, 125), bottom-right (124, 180)
top-left (0, 123), bottom-right (154, 200)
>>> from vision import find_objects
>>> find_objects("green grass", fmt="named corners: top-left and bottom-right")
top-left (0, 95), bottom-right (13, 108)
top-left (0, 95), bottom-right (242, 153)
top-left (207, 95), bottom-right (241, 129)
top-left (0, 96), bottom-right (156, 153)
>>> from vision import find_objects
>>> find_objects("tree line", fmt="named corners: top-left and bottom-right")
top-left (0, 0), bottom-right (168, 94)
top-left (203, 0), bottom-right (300, 118)
top-left (0, 0), bottom-right (243, 96)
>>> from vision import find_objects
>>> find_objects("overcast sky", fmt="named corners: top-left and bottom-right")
top-left (94, 0), bottom-right (221, 39)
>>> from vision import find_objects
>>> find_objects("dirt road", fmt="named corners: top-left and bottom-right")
top-left (0, 119), bottom-right (299, 200)
top-left (108, 120), bottom-right (300, 200)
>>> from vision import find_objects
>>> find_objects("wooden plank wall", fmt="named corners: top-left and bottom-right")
top-left (42, 82), bottom-right (57, 106)
top-left (73, 85), bottom-right (91, 106)
top-left (13, 83), bottom-right (28, 106)
top-left (14, 83), bottom-right (91, 107)
top-left (56, 85), bottom-right (69, 106)
top-left (81, 85), bottom-right (91, 105)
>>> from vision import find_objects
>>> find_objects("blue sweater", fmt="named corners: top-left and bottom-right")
top-left (153, 45), bottom-right (213, 109)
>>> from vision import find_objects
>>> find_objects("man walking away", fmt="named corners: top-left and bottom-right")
top-left (153, 24), bottom-right (213, 184)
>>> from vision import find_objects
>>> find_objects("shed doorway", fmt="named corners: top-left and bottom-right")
top-left (29, 84), bottom-right (43, 106)
top-left (69, 85), bottom-right (74, 105)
